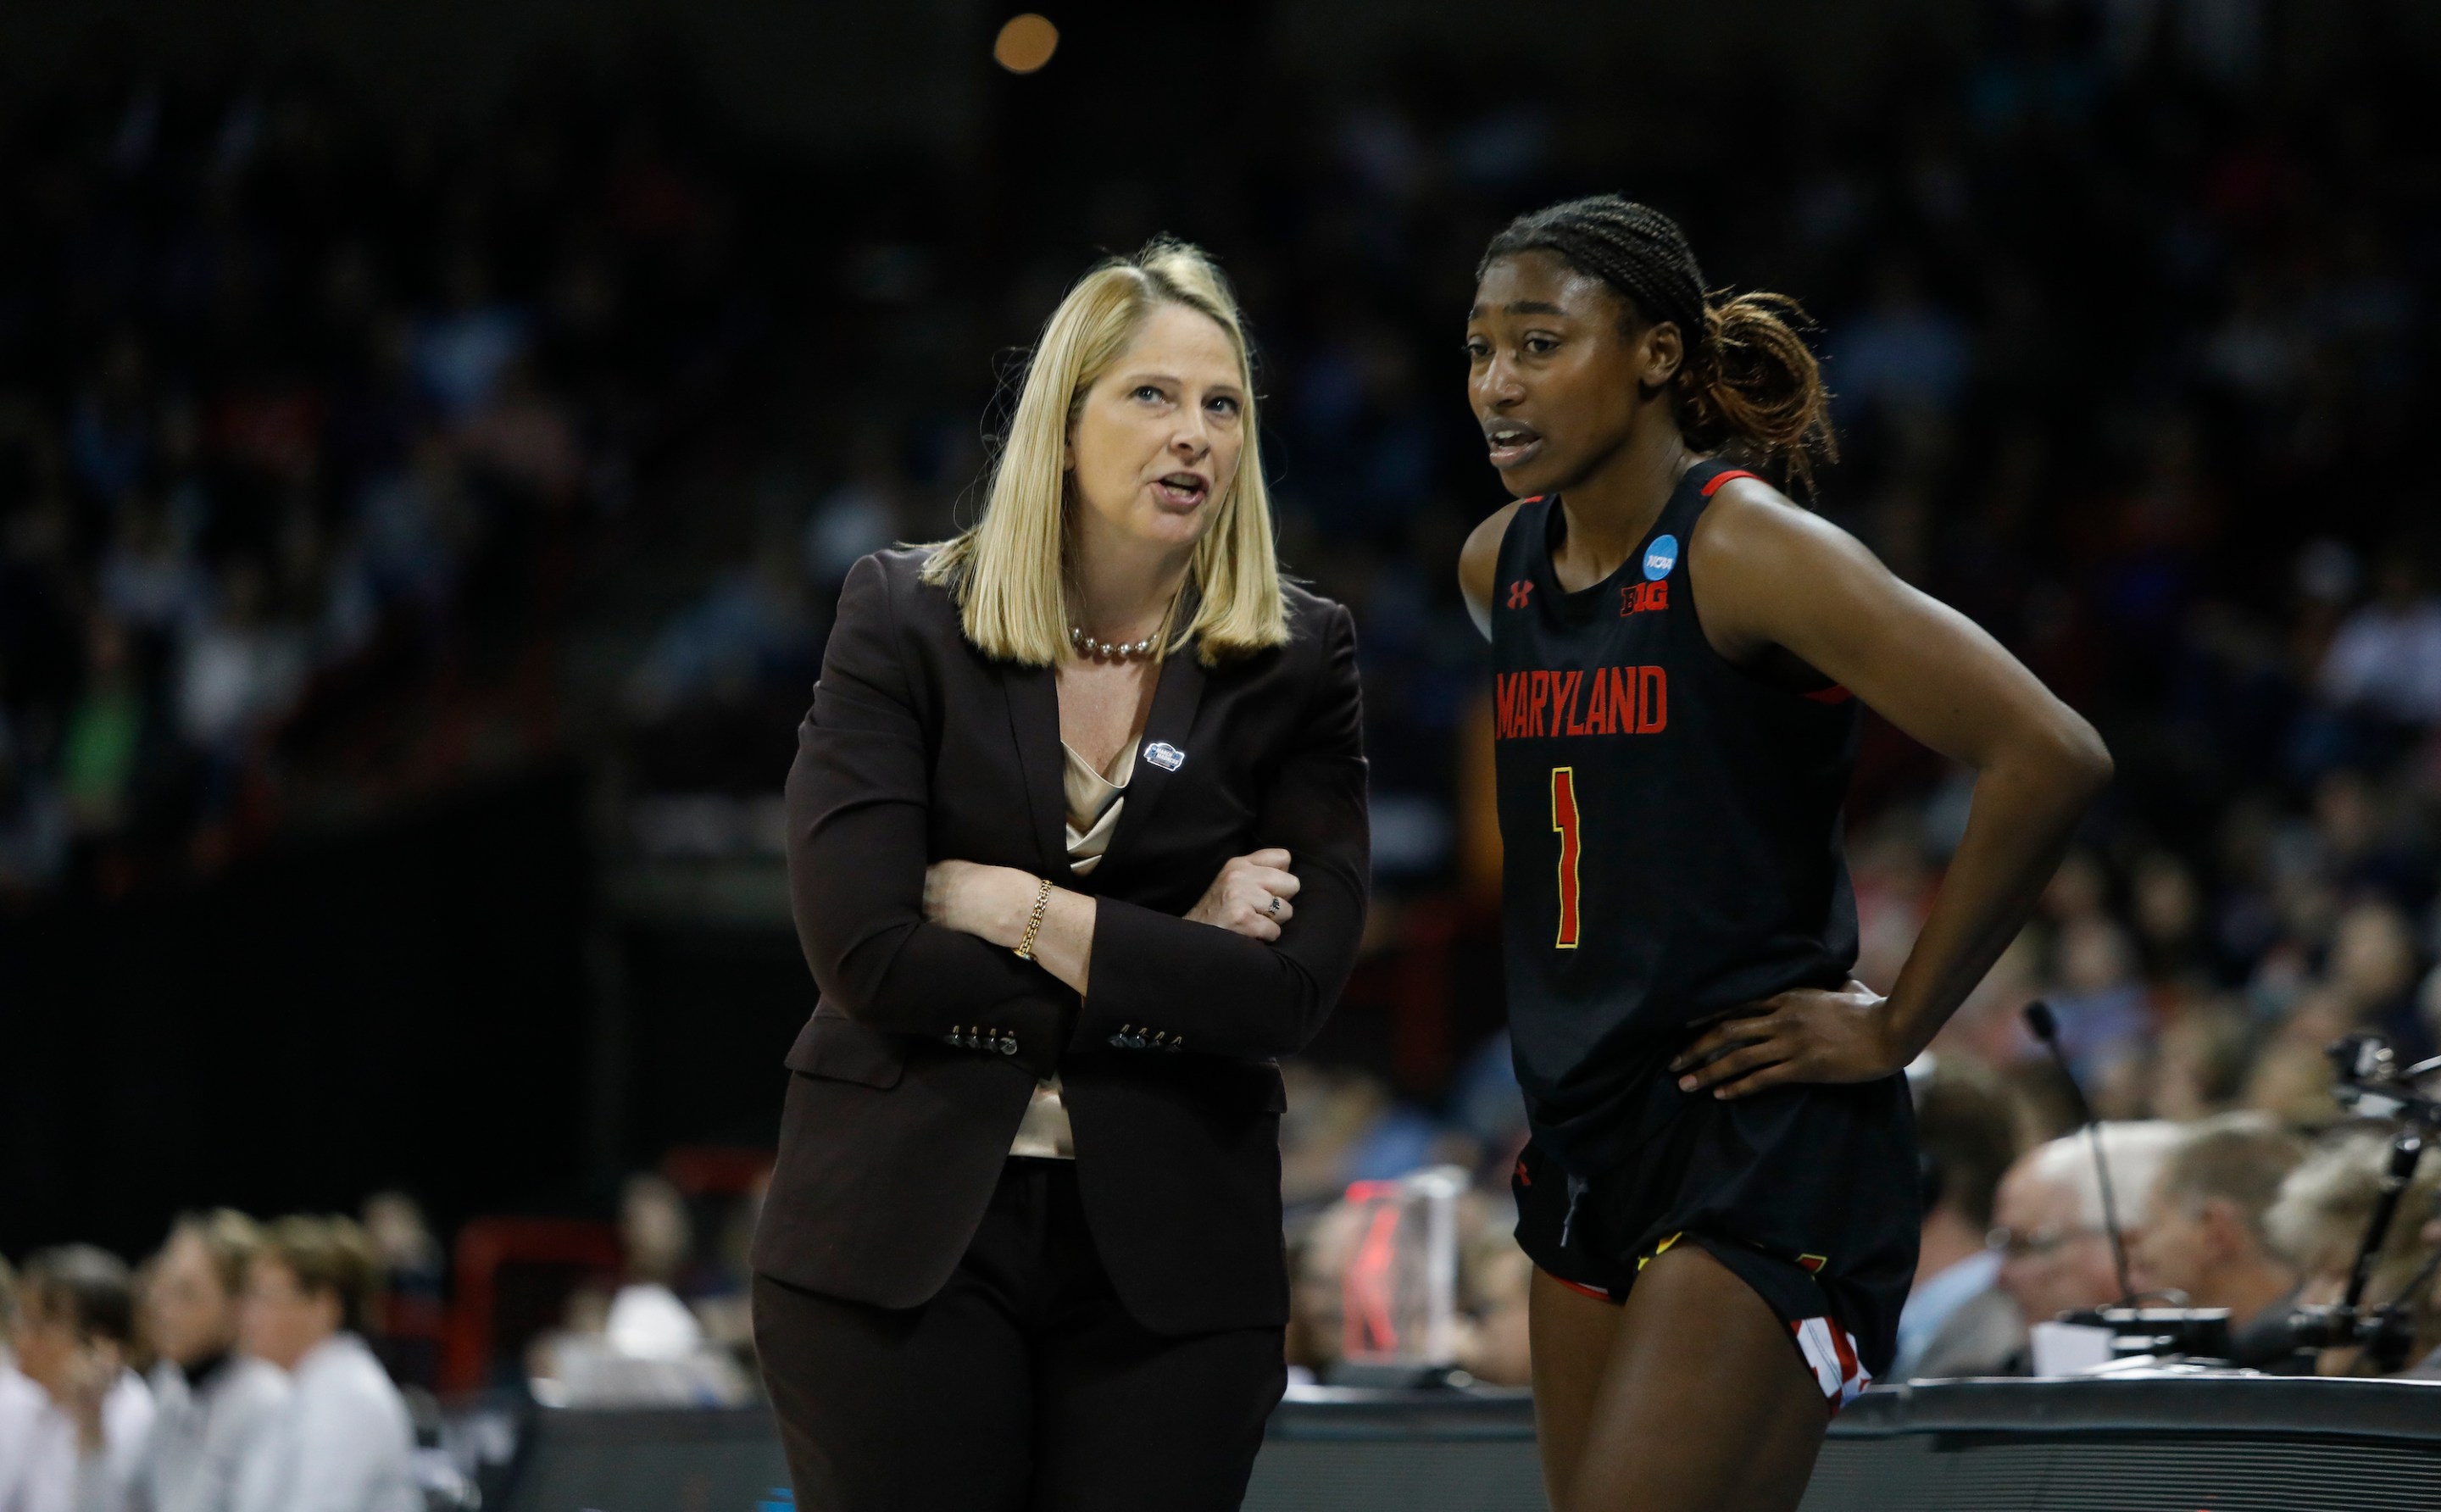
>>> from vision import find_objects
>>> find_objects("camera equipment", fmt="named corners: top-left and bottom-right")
top-left (2050, 1304), bottom-right (2233, 1365)
top-left (2275, 1032), bottom-right (2441, 1373)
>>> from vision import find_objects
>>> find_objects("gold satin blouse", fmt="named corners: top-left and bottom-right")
top-left (1006, 740), bottom-right (1137, 1159)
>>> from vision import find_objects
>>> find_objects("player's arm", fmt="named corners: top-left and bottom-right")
top-left (1458, 501), bottom-right (1525, 641)
top-left (1671, 479), bottom-right (2113, 1098)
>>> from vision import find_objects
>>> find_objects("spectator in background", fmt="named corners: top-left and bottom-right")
top-left (134, 1213), bottom-right (291, 1512)
top-left (1, 1255), bottom-right (45, 1512)
top-left (175, 564), bottom-right (306, 760)
top-left (59, 615), bottom-right (148, 837)
top-left (6, 1246), bottom-right (156, 1512)
top-left (1990, 1122), bottom-right (2182, 1348)
top-left (2316, 552), bottom-right (2441, 726)
top-left (1456, 1192), bottom-right (1533, 1387)
top-left (1893, 1059), bottom-right (2025, 1379)
top-left (2148, 1001), bottom-right (2257, 1122)
top-left (1827, 260), bottom-right (1971, 422)
top-left (623, 532), bottom-right (816, 722)
top-left (525, 1175), bottom-right (752, 1409)
top-left (800, 442), bottom-right (907, 590)
top-left (2045, 914), bottom-right (2152, 1104)
top-left (410, 248), bottom-right (529, 426)
top-left (0, 707), bottom-right (69, 891)
top-left (2128, 1115), bottom-right (2308, 1369)
top-left (2327, 900), bottom-right (2428, 1060)
top-left (359, 1193), bottom-right (445, 1392)
top-left (96, 503), bottom-right (206, 642)
top-left (232, 1218), bottom-right (416, 1512)
top-left (2265, 1128), bottom-right (2441, 1376)
top-left (604, 1174), bottom-right (704, 1363)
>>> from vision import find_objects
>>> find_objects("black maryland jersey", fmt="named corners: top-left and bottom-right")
top-left (1491, 459), bottom-right (1861, 1167)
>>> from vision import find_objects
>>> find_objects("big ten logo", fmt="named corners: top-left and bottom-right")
top-left (1620, 580), bottom-right (1669, 616)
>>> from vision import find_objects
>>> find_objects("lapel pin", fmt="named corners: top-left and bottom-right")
top-left (1142, 741), bottom-right (1185, 772)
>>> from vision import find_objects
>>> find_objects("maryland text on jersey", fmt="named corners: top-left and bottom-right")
top-left (1493, 664), bottom-right (1668, 741)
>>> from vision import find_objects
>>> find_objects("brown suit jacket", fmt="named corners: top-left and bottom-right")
top-left (749, 548), bottom-right (1370, 1334)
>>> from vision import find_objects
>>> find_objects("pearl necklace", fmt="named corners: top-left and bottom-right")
top-left (1070, 625), bottom-right (1156, 661)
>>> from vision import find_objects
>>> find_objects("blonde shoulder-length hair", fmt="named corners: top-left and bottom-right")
top-left (920, 238), bottom-right (1289, 667)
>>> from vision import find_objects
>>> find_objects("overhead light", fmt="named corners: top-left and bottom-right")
top-left (993, 14), bottom-right (1059, 75)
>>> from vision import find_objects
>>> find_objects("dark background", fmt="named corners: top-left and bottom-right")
top-left (5, 0), bottom-right (2441, 1265)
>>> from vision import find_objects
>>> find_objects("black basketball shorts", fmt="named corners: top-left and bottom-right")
top-left (1512, 1071), bottom-right (1920, 1410)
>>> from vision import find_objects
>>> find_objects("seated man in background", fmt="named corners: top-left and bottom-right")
top-left (2128, 1114), bottom-right (2309, 1370)
top-left (233, 1217), bottom-right (417, 1512)
top-left (1990, 1121), bottom-right (2182, 1370)
top-left (1890, 1059), bottom-right (2024, 1379)
top-left (6, 1245), bottom-right (157, 1512)
top-left (137, 1212), bottom-right (292, 1512)
top-left (2, 1256), bottom-right (47, 1511)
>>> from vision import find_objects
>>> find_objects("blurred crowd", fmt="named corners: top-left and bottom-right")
top-left (10, 0), bottom-right (2441, 1444)
top-left (1900, 1085), bottom-right (2441, 1381)
top-left (8, 11), bottom-right (2438, 1019)
top-left (2, 1213), bottom-right (431, 1512)
top-left (1277, 1068), bottom-right (2441, 1387)
top-left (0, 1171), bottom-right (766, 1510)
top-left (0, 57), bottom-right (759, 897)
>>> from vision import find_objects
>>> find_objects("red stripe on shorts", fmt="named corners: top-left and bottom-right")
top-left (1540, 1268), bottom-right (1617, 1304)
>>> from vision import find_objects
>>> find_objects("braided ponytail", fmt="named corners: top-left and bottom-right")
top-left (1682, 292), bottom-right (1836, 490)
top-left (1480, 196), bottom-right (1836, 490)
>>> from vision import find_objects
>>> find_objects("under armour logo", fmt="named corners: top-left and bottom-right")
top-left (1505, 580), bottom-right (1535, 609)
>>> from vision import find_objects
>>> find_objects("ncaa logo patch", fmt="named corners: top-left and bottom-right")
top-left (1642, 534), bottom-right (1679, 581)
top-left (1142, 740), bottom-right (1185, 772)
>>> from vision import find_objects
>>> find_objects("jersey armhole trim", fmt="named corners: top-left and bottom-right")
top-left (1488, 496), bottom-right (1551, 590)
top-left (1682, 472), bottom-right (1854, 708)
top-left (1472, 498), bottom-right (1545, 642)
top-left (1488, 497), bottom-right (1550, 566)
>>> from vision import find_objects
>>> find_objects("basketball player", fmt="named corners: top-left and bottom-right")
top-left (1457, 197), bottom-right (2111, 1511)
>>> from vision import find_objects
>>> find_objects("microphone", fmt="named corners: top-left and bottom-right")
top-left (2023, 999), bottom-right (2133, 1306)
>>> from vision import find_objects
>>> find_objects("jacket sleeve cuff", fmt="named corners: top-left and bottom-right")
top-left (1069, 896), bottom-right (1280, 1059)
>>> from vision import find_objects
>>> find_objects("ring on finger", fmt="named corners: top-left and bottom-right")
top-left (1266, 896), bottom-right (1282, 918)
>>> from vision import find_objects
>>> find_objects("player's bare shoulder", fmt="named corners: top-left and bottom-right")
top-left (1460, 499), bottom-right (1529, 640)
top-left (1689, 470), bottom-right (1894, 659)
top-left (1693, 472), bottom-right (1883, 585)
top-left (1688, 471), bottom-right (1835, 559)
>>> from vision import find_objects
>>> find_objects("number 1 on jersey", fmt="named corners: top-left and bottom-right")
top-left (1550, 767), bottom-right (1581, 948)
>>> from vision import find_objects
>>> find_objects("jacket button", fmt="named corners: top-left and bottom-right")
top-left (998, 1037), bottom-right (1017, 1054)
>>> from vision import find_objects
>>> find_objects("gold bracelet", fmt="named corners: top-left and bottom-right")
top-left (1014, 876), bottom-right (1055, 961)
